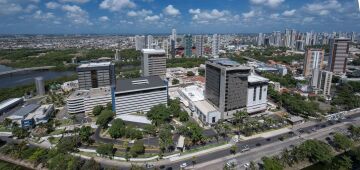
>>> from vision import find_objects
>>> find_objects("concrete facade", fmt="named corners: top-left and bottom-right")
top-left (328, 38), bottom-right (350, 75)
top-left (77, 62), bottom-right (115, 90)
top-left (141, 49), bottom-right (167, 78)
top-left (304, 49), bottom-right (324, 77)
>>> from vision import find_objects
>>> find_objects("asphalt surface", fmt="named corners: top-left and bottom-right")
top-left (155, 113), bottom-right (360, 170)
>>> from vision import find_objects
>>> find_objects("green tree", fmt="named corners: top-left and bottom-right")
top-left (349, 125), bottom-right (360, 140)
top-left (96, 143), bottom-right (114, 157)
top-left (331, 155), bottom-right (353, 170)
top-left (159, 125), bottom-right (173, 152)
top-left (92, 105), bottom-right (104, 116)
top-left (187, 71), bottom-right (195, 76)
top-left (108, 119), bottom-right (126, 139)
top-left (180, 122), bottom-right (204, 144)
top-left (179, 111), bottom-right (189, 122)
top-left (168, 99), bottom-right (181, 117)
top-left (79, 126), bottom-right (93, 145)
top-left (2, 118), bottom-right (12, 127)
top-left (230, 145), bottom-right (237, 155)
top-left (297, 140), bottom-right (332, 163)
top-left (105, 102), bottom-right (112, 111)
top-left (262, 157), bottom-right (283, 170)
top-left (130, 140), bottom-right (145, 157)
top-left (198, 69), bottom-right (205, 76)
top-left (147, 104), bottom-right (171, 126)
top-left (48, 153), bottom-right (71, 170)
top-left (12, 126), bottom-right (29, 139)
top-left (81, 158), bottom-right (101, 170)
top-left (143, 124), bottom-right (157, 136)
top-left (56, 136), bottom-right (81, 153)
top-left (172, 78), bottom-right (179, 85)
top-left (96, 110), bottom-right (114, 128)
top-left (333, 133), bottom-right (353, 151)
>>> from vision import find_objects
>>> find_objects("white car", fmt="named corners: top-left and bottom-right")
top-left (180, 163), bottom-right (187, 168)
top-left (243, 163), bottom-right (250, 168)
top-left (226, 159), bottom-right (238, 167)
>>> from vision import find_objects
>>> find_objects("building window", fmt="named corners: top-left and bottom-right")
top-left (253, 87), bottom-right (256, 101)
top-left (212, 117), bottom-right (216, 123)
top-left (259, 86), bottom-right (262, 100)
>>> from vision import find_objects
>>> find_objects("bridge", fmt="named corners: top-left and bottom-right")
top-left (0, 66), bottom-right (56, 78)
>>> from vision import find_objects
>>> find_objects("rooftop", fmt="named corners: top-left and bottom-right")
top-left (209, 58), bottom-right (240, 66)
top-left (10, 104), bottom-right (40, 118)
top-left (77, 62), bottom-right (111, 69)
top-left (248, 74), bottom-right (269, 83)
top-left (115, 76), bottom-right (166, 93)
top-left (179, 85), bottom-right (205, 102)
top-left (194, 100), bottom-right (219, 114)
top-left (68, 86), bottom-right (111, 99)
top-left (25, 104), bottom-right (53, 120)
top-left (0, 98), bottom-right (23, 111)
top-left (141, 49), bottom-right (166, 54)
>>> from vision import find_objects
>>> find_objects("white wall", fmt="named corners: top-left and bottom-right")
top-left (247, 84), bottom-right (268, 113)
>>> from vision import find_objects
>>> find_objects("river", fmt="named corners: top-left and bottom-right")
top-left (0, 65), bottom-right (75, 89)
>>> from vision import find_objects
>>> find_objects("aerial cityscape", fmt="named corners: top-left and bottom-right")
top-left (0, 0), bottom-right (360, 170)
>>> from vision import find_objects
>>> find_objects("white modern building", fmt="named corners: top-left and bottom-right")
top-left (310, 69), bottom-right (333, 97)
top-left (212, 34), bottom-right (220, 57)
top-left (67, 86), bottom-right (112, 114)
top-left (0, 98), bottom-right (23, 115)
top-left (22, 104), bottom-right (54, 127)
top-left (247, 74), bottom-right (269, 114)
top-left (178, 85), bottom-right (221, 125)
top-left (113, 76), bottom-right (168, 115)
top-left (61, 80), bottom-right (79, 92)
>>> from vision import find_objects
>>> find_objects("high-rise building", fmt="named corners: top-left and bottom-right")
top-left (285, 29), bottom-right (291, 48)
top-left (305, 32), bottom-right (312, 46)
top-left (135, 35), bottom-right (146, 51)
top-left (77, 62), bottom-right (116, 90)
top-left (328, 38), bottom-right (350, 75)
top-left (183, 34), bottom-right (193, 57)
top-left (114, 49), bottom-right (120, 61)
top-left (258, 33), bottom-right (264, 46)
top-left (290, 29), bottom-right (297, 48)
top-left (351, 32), bottom-right (356, 42)
top-left (141, 49), bottom-right (166, 78)
top-left (162, 39), bottom-right (169, 58)
top-left (147, 35), bottom-right (154, 49)
top-left (35, 77), bottom-right (45, 96)
top-left (171, 28), bottom-right (177, 47)
top-left (205, 58), bottom-right (251, 119)
top-left (304, 49), bottom-right (325, 77)
top-left (247, 74), bottom-right (269, 114)
top-left (212, 34), bottom-right (220, 57)
top-left (195, 35), bottom-right (204, 57)
top-left (295, 40), bottom-right (305, 51)
top-left (310, 69), bottom-right (333, 97)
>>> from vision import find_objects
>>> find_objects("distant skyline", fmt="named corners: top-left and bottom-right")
top-left (0, 0), bottom-right (359, 34)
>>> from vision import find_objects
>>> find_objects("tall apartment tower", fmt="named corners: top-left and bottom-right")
top-left (328, 38), bottom-right (350, 75)
top-left (303, 49), bottom-right (324, 77)
top-left (35, 77), bottom-right (45, 96)
top-left (205, 58), bottom-right (251, 120)
top-left (135, 35), bottom-right (145, 51)
top-left (141, 49), bottom-right (166, 78)
top-left (212, 34), bottom-right (220, 57)
top-left (258, 33), bottom-right (264, 46)
top-left (171, 28), bottom-right (177, 47)
top-left (183, 34), bottom-right (193, 57)
top-left (195, 35), bottom-right (204, 57)
top-left (311, 69), bottom-right (333, 97)
top-left (285, 29), bottom-right (291, 48)
top-left (77, 62), bottom-right (116, 90)
top-left (147, 35), bottom-right (154, 49)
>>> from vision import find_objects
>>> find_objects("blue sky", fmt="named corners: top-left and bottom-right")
top-left (0, 0), bottom-right (359, 34)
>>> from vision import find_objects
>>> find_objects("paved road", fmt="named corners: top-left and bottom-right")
top-left (154, 113), bottom-right (360, 170)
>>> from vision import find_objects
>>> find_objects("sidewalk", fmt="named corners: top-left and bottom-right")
top-left (169, 143), bottom-right (232, 162)
top-left (239, 127), bottom-right (291, 140)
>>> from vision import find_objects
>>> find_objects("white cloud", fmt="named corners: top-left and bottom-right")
top-left (250, 0), bottom-right (285, 8)
top-left (282, 9), bottom-right (296, 17)
top-left (303, 17), bottom-right (314, 23)
top-left (33, 10), bottom-right (55, 20)
top-left (99, 0), bottom-right (136, 12)
top-left (0, 0), bottom-right (23, 16)
top-left (189, 9), bottom-right (238, 24)
top-left (303, 0), bottom-right (342, 16)
top-left (127, 9), bottom-right (152, 17)
top-left (62, 5), bottom-right (92, 25)
top-left (189, 8), bottom-right (200, 14)
top-left (144, 15), bottom-right (160, 21)
top-left (25, 4), bottom-right (38, 13)
top-left (46, 2), bottom-right (60, 9)
top-left (59, 0), bottom-right (90, 3)
top-left (270, 13), bottom-right (280, 19)
top-left (163, 5), bottom-right (180, 16)
top-left (99, 16), bottom-right (109, 22)
top-left (242, 10), bottom-right (256, 18)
